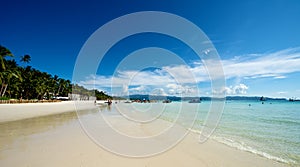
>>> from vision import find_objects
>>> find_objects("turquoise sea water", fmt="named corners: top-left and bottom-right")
top-left (125, 100), bottom-right (300, 165)
top-left (214, 100), bottom-right (300, 165)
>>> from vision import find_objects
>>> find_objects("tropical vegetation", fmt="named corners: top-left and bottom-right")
top-left (0, 45), bottom-right (111, 100)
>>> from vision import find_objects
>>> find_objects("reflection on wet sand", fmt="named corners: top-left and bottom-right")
top-left (0, 107), bottom-right (101, 152)
top-left (0, 112), bottom-right (74, 151)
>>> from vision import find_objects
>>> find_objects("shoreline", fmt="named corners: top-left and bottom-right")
top-left (188, 128), bottom-right (292, 165)
top-left (0, 102), bottom-right (289, 167)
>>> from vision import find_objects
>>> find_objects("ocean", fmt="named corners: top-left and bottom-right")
top-left (213, 100), bottom-right (300, 165)
top-left (114, 100), bottom-right (300, 165)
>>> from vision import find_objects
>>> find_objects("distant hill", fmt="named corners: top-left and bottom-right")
top-left (122, 95), bottom-right (287, 101)
top-left (126, 94), bottom-right (181, 101)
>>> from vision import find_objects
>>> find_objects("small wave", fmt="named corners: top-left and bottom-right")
top-left (259, 117), bottom-right (300, 126)
top-left (213, 136), bottom-right (295, 164)
top-left (188, 128), bottom-right (202, 134)
top-left (187, 128), bottom-right (296, 165)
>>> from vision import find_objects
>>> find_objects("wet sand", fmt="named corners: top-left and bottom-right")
top-left (0, 103), bottom-right (288, 167)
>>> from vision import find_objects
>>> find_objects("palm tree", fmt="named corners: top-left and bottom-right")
top-left (49, 75), bottom-right (59, 98)
top-left (0, 46), bottom-right (15, 97)
top-left (0, 59), bottom-right (22, 97)
top-left (34, 71), bottom-right (46, 100)
top-left (0, 45), bottom-right (13, 70)
top-left (20, 66), bottom-right (33, 99)
top-left (20, 54), bottom-right (31, 63)
top-left (0, 70), bottom-right (17, 97)
top-left (56, 78), bottom-right (63, 96)
top-left (7, 70), bottom-right (22, 98)
top-left (18, 55), bottom-right (31, 99)
top-left (61, 79), bottom-right (71, 97)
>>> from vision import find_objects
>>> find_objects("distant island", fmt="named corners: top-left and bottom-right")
top-left (124, 94), bottom-right (290, 102)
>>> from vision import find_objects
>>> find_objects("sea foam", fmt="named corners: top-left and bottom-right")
top-left (187, 128), bottom-right (295, 165)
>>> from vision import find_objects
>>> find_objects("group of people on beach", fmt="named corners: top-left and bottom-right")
top-left (94, 99), bottom-right (113, 106)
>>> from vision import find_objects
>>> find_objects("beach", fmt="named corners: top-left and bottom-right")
top-left (0, 101), bottom-right (290, 167)
top-left (0, 101), bottom-right (98, 123)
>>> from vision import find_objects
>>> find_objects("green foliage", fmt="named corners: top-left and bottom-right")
top-left (0, 96), bottom-right (10, 100)
top-left (0, 45), bottom-right (13, 70)
top-left (0, 45), bottom-right (111, 100)
top-left (72, 84), bottom-right (112, 100)
top-left (95, 89), bottom-right (112, 100)
top-left (20, 54), bottom-right (31, 63)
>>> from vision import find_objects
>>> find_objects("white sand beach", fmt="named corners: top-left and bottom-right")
top-left (0, 101), bottom-right (97, 123)
top-left (0, 102), bottom-right (288, 167)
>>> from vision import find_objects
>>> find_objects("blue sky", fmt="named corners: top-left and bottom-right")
top-left (1, 0), bottom-right (300, 98)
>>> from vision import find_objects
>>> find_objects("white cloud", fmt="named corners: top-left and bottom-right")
top-left (150, 88), bottom-right (167, 96)
top-left (166, 84), bottom-right (199, 96)
top-left (277, 91), bottom-right (287, 95)
top-left (232, 84), bottom-right (249, 94)
top-left (128, 85), bottom-right (148, 95)
top-left (214, 84), bottom-right (249, 95)
top-left (122, 84), bottom-right (128, 94)
top-left (221, 47), bottom-right (300, 80)
top-left (273, 76), bottom-right (286, 79)
top-left (162, 65), bottom-right (199, 84)
top-left (78, 47), bottom-right (300, 96)
top-left (130, 85), bottom-right (146, 92)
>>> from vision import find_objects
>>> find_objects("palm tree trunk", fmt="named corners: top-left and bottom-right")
top-left (0, 83), bottom-right (5, 96)
top-left (57, 85), bottom-right (61, 96)
top-left (1, 84), bottom-right (8, 97)
top-left (61, 87), bottom-right (64, 96)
